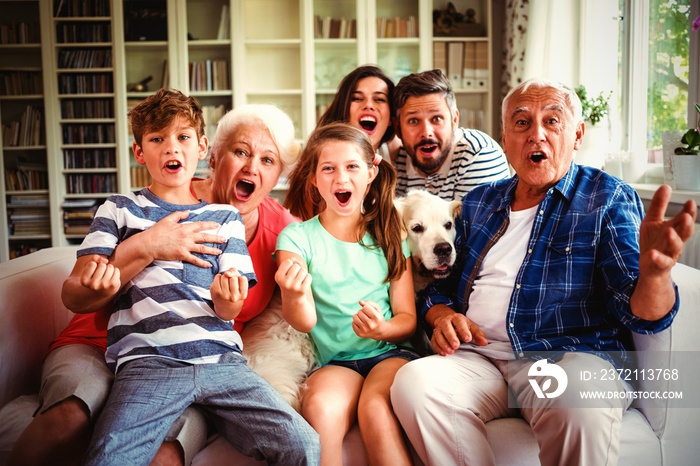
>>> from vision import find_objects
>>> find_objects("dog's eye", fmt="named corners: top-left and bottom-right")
top-left (411, 224), bottom-right (424, 233)
top-left (444, 221), bottom-right (453, 230)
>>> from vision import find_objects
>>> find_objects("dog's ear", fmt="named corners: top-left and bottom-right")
top-left (394, 197), bottom-right (406, 218)
top-left (449, 199), bottom-right (462, 219)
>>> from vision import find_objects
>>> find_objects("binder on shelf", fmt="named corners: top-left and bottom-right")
top-left (462, 42), bottom-right (476, 89)
top-left (475, 42), bottom-right (489, 89)
top-left (447, 42), bottom-right (464, 85)
top-left (433, 42), bottom-right (447, 75)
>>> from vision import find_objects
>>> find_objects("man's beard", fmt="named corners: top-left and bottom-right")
top-left (409, 140), bottom-right (451, 174)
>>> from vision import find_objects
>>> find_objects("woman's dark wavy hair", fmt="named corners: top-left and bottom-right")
top-left (287, 122), bottom-right (406, 282)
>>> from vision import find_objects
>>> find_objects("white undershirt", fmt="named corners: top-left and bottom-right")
top-left (467, 205), bottom-right (537, 347)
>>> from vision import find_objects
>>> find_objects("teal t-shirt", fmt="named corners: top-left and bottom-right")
top-left (276, 216), bottom-right (410, 366)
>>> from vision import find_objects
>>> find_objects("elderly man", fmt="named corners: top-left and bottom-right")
top-left (390, 78), bottom-right (697, 465)
top-left (391, 69), bottom-right (510, 200)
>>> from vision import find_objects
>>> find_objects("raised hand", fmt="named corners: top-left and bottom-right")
top-left (79, 255), bottom-right (121, 301)
top-left (639, 184), bottom-right (697, 275)
top-left (632, 184), bottom-right (697, 321)
top-left (211, 268), bottom-right (248, 321)
top-left (352, 300), bottom-right (386, 339)
top-left (275, 257), bottom-right (312, 299)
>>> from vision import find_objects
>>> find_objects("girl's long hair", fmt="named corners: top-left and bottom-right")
top-left (290, 122), bottom-right (406, 282)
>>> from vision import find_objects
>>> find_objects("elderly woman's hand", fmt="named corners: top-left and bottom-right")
top-left (139, 210), bottom-right (226, 268)
top-left (109, 210), bottom-right (226, 283)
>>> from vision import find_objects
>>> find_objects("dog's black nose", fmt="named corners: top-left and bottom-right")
top-left (434, 242), bottom-right (453, 258)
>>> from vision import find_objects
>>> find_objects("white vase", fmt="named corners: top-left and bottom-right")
top-left (576, 120), bottom-right (611, 169)
top-left (672, 155), bottom-right (700, 191)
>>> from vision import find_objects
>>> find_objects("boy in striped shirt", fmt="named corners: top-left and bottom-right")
top-left (61, 88), bottom-right (319, 466)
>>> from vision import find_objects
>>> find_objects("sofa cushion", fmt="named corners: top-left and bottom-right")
top-left (0, 395), bottom-right (37, 463)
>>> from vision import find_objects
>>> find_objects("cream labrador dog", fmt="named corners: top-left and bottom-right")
top-left (394, 189), bottom-right (462, 292)
top-left (240, 289), bottom-right (316, 412)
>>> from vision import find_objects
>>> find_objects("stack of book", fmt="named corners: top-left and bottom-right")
top-left (314, 16), bottom-right (357, 39)
top-left (189, 60), bottom-right (229, 92)
top-left (376, 16), bottom-right (418, 38)
top-left (62, 199), bottom-right (98, 236)
top-left (7, 195), bottom-right (50, 237)
top-left (1, 105), bottom-right (43, 147)
top-left (3, 157), bottom-right (48, 191)
top-left (130, 165), bottom-right (151, 189)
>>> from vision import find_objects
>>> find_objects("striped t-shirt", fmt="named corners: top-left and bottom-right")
top-left (394, 127), bottom-right (511, 201)
top-left (77, 188), bottom-right (256, 373)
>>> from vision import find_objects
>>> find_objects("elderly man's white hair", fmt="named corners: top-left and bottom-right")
top-left (501, 79), bottom-right (584, 126)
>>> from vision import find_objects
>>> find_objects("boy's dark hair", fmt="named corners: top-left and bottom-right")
top-left (129, 88), bottom-right (205, 146)
top-left (393, 69), bottom-right (457, 128)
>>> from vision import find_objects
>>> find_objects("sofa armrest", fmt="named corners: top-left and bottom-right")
top-left (0, 247), bottom-right (78, 407)
top-left (632, 262), bottom-right (700, 464)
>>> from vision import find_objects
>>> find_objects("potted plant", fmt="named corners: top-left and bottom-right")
top-left (575, 85), bottom-right (613, 126)
top-left (674, 103), bottom-right (700, 154)
top-left (671, 103), bottom-right (700, 190)
top-left (574, 85), bottom-right (613, 168)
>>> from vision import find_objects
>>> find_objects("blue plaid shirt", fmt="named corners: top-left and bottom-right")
top-left (421, 163), bottom-right (678, 361)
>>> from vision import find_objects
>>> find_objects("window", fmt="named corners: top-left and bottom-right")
top-left (617, 0), bottom-right (699, 179)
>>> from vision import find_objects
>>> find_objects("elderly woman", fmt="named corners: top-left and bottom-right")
top-left (8, 104), bottom-right (300, 466)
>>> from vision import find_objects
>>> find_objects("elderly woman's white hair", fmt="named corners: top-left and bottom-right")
top-left (208, 103), bottom-right (300, 176)
top-left (502, 79), bottom-right (584, 126)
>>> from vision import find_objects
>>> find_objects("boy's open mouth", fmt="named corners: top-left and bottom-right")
top-left (165, 160), bottom-right (182, 171)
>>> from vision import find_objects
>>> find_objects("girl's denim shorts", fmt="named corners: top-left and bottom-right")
top-left (325, 346), bottom-right (420, 378)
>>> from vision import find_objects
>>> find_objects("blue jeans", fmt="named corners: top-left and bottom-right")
top-left (83, 353), bottom-right (320, 466)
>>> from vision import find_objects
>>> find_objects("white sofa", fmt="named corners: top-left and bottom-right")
top-left (0, 246), bottom-right (699, 465)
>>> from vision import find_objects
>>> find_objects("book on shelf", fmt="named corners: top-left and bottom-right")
top-left (9, 210), bottom-right (50, 221)
top-left (61, 199), bottom-right (97, 209)
top-left (4, 157), bottom-right (49, 191)
top-left (1, 106), bottom-right (43, 147)
top-left (62, 199), bottom-right (99, 236)
top-left (63, 224), bottom-right (93, 235)
top-left (217, 4), bottom-right (230, 40)
top-left (315, 16), bottom-right (356, 39)
top-left (8, 195), bottom-right (49, 207)
top-left (161, 60), bottom-right (169, 89)
top-left (130, 165), bottom-right (151, 188)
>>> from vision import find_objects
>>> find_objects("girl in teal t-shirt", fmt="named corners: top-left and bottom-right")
top-left (275, 123), bottom-right (418, 466)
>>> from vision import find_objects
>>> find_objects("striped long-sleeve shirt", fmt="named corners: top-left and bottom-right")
top-left (77, 188), bottom-right (256, 373)
top-left (394, 127), bottom-right (511, 201)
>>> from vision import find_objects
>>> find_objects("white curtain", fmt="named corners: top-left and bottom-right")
top-left (522, 0), bottom-right (580, 85)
